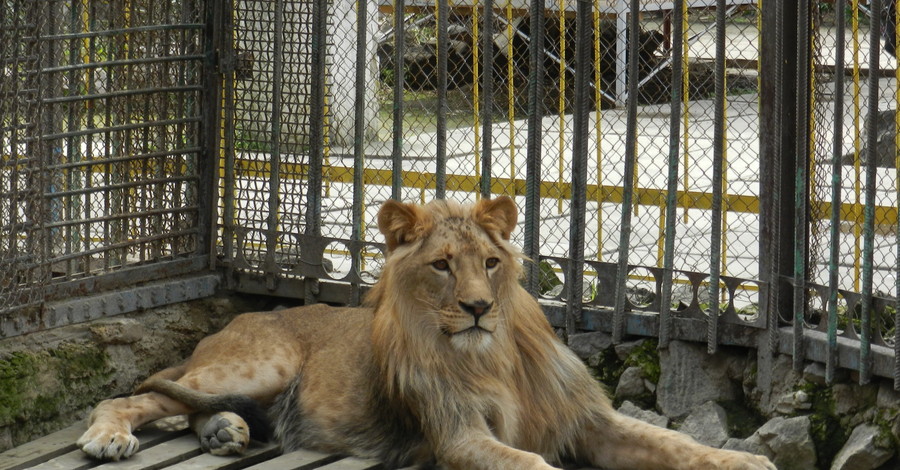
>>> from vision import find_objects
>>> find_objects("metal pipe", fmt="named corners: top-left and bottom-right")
top-left (523, 0), bottom-right (544, 295)
top-left (612, 0), bottom-right (640, 343)
top-left (265, 0), bottom-right (285, 282)
top-left (827, 0), bottom-right (847, 385)
top-left (792, 0), bottom-right (812, 369)
top-left (659, 0), bottom-right (685, 349)
top-left (859, 0), bottom-right (883, 385)
top-left (305, 0), bottom-right (329, 302)
top-left (391, 0), bottom-right (406, 200)
top-left (566, 0), bottom-right (592, 340)
top-left (351, 0), bottom-right (369, 305)
top-left (435, 0), bottom-right (449, 198)
top-left (480, 0), bottom-right (494, 198)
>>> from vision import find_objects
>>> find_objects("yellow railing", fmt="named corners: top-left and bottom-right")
top-left (223, 161), bottom-right (898, 225)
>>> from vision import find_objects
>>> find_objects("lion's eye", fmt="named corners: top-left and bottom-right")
top-left (432, 259), bottom-right (450, 271)
top-left (485, 257), bottom-right (500, 269)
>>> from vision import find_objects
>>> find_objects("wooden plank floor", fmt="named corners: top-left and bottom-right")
top-left (0, 423), bottom-right (385, 470)
top-left (2, 423), bottom-right (597, 470)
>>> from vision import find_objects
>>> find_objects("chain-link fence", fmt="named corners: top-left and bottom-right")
top-left (3, 0), bottom-right (899, 384)
top-left (214, 0), bottom-right (900, 383)
top-left (1, 0), bottom-right (213, 337)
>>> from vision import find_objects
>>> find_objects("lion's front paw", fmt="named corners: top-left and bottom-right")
top-left (77, 423), bottom-right (140, 460)
top-left (692, 449), bottom-right (776, 470)
top-left (199, 412), bottom-right (250, 456)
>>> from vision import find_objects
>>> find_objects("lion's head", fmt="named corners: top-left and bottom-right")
top-left (368, 196), bottom-right (523, 354)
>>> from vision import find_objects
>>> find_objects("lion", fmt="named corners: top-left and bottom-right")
top-left (77, 197), bottom-right (775, 469)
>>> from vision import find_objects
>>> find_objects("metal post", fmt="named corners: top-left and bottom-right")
top-left (306, 0), bottom-right (328, 303)
top-left (265, 0), bottom-right (285, 292)
top-left (391, 0), bottom-right (405, 200)
top-left (351, 0), bottom-right (369, 306)
top-left (219, 0), bottom-right (237, 281)
top-left (435, 0), bottom-right (449, 198)
top-left (480, 0), bottom-right (494, 198)
top-left (523, 0), bottom-right (545, 295)
top-left (612, 0), bottom-right (639, 342)
top-left (659, 0), bottom-right (685, 349)
top-left (759, 0), bottom-right (799, 358)
top-left (566, 0), bottom-right (591, 340)
top-left (791, 0), bottom-right (813, 370)
top-left (707, 0), bottom-right (728, 354)
top-left (826, 0), bottom-right (847, 384)
top-left (859, 0), bottom-right (882, 385)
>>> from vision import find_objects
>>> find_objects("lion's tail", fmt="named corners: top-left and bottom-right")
top-left (136, 378), bottom-right (272, 442)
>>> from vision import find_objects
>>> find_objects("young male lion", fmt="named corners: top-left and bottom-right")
top-left (78, 197), bottom-right (775, 469)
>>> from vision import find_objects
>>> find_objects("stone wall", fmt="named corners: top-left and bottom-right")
top-left (4, 300), bottom-right (899, 470)
top-left (569, 331), bottom-right (900, 470)
top-left (0, 294), bottom-right (280, 452)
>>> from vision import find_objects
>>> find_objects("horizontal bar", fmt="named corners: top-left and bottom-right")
top-left (45, 175), bottom-right (198, 199)
top-left (43, 205), bottom-right (199, 230)
top-left (39, 23), bottom-right (204, 42)
top-left (46, 228), bottom-right (199, 266)
top-left (38, 117), bottom-right (201, 141)
top-left (231, 161), bottom-right (899, 220)
top-left (41, 85), bottom-right (203, 104)
top-left (40, 54), bottom-right (204, 75)
top-left (42, 147), bottom-right (203, 172)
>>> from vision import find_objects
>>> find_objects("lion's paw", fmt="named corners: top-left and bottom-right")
top-left (692, 450), bottom-right (776, 470)
top-left (199, 412), bottom-right (250, 456)
top-left (77, 423), bottom-right (140, 461)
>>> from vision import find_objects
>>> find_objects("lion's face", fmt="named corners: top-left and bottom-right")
top-left (375, 197), bottom-right (520, 353)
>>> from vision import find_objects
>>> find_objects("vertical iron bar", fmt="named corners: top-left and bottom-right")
top-left (306, 0), bottom-right (328, 302)
top-left (859, 0), bottom-right (882, 385)
top-left (792, 0), bottom-right (811, 370)
top-left (659, 0), bottom-right (685, 349)
top-left (612, 0), bottom-right (640, 343)
top-left (207, 0), bottom-right (229, 270)
top-left (707, 0), bottom-right (728, 354)
top-left (351, 0), bottom-right (369, 305)
top-left (391, 0), bottom-right (405, 200)
top-left (266, 0), bottom-right (285, 290)
top-left (480, 0), bottom-right (494, 198)
top-left (566, 0), bottom-right (591, 339)
top-left (896, 0), bottom-right (900, 391)
top-left (760, 0), bottom-right (798, 367)
top-left (523, 0), bottom-right (544, 295)
top-left (435, 0), bottom-right (449, 198)
top-left (66, 2), bottom-right (79, 277)
top-left (826, 0), bottom-right (846, 384)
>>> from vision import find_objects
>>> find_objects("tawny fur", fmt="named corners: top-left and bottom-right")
top-left (77, 197), bottom-right (775, 470)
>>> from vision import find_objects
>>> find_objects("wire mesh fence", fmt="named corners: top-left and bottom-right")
top-left (218, 0), bottom-right (768, 319)
top-left (1, 0), bottom-right (211, 337)
top-left (3, 0), bottom-right (899, 383)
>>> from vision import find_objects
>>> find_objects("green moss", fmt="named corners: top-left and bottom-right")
top-left (587, 348), bottom-right (625, 391)
top-left (0, 344), bottom-right (113, 430)
top-left (624, 339), bottom-right (661, 384)
top-left (797, 382), bottom-right (849, 466)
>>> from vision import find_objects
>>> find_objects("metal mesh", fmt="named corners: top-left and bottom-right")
top-left (809, 1), bottom-right (899, 344)
top-left (1, 0), bottom-right (208, 336)
top-left (1, 0), bottom-right (47, 322)
top-left (218, 0), bottom-right (765, 315)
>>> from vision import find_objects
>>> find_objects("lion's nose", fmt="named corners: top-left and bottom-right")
top-left (459, 300), bottom-right (493, 320)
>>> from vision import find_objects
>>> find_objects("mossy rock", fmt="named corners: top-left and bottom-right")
top-left (0, 343), bottom-right (113, 433)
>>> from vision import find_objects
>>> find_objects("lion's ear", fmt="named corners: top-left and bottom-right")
top-left (473, 196), bottom-right (518, 240)
top-left (377, 200), bottom-right (433, 252)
